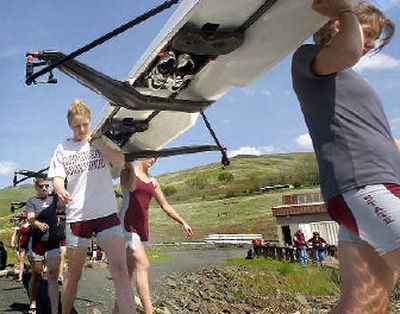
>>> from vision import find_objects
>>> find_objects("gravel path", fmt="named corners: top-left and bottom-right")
top-left (0, 247), bottom-right (245, 313)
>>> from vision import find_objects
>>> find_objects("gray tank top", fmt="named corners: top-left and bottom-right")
top-left (292, 44), bottom-right (400, 201)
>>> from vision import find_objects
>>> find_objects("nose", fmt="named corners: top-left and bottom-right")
top-left (365, 38), bottom-right (376, 50)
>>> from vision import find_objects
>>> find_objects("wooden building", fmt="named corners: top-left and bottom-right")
top-left (272, 192), bottom-right (339, 246)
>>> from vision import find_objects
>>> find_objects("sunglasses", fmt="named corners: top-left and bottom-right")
top-left (37, 184), bottom-right (49, 189)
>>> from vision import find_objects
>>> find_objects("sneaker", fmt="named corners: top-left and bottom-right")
top-left (58, 276), bottom-right (63, 286)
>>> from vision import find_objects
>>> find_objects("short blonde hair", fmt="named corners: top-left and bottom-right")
top-left (313, 2), bottom-right (395, 52)
top-left (67, 99), bottom-right (91, 125)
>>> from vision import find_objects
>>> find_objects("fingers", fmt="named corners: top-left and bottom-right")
top-left (58, 190), bottom-right (72, 204)
top-left (184, 225), bottom-right (193, 237)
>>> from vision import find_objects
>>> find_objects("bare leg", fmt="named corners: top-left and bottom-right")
top-left (47, 254), bottom-right (61, 314)
top-left (29, 260), bottom-right (44, 310)
top-left (61, 247), bottom-right (87, 314)
top-left (130, 241), bottom-right (153, 314)
top-left (101, 236), bottom-right (135, 314)
top-left (18, 251), bottom-right (26, 281)
top-left (58, 246), bottom-right (67, 282)
top-left (331, 241), bottom-right (400, 314)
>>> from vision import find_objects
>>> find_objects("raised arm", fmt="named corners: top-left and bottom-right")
top-left (153, 179), bottom-right (193, 237)
top-left (91, 131), bottom-right (125, 168)
top-left (312, 0), bottom-right (363, 75)
top-left (120, 163), bottom-right (137, 192)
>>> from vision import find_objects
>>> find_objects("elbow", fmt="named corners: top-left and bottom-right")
top-left (340, 47), bottom-right (363, 69)
top-left (114, 154), bottom-right (125, 169)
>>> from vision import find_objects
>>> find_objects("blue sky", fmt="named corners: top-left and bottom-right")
top-left (1, 0), bottom-right (399, 188)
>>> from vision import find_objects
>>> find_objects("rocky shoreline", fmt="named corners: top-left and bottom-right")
top-left (152, 265), bottom-right (400, 314)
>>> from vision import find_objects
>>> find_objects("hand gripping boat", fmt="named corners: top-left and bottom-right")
top-left (25, 0), bottom-right (325, 164)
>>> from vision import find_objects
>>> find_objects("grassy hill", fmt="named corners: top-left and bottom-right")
top-left (0, 152), bottom-right (320, 245)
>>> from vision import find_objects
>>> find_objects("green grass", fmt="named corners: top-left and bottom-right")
top-left (147, 247), bottom-right (174, 264)
top-left (225, 257), bottom-right (340, 296)
top-left (0, 153), bottom-right (320, 245)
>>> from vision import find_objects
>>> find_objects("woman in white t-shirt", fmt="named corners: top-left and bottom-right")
top-left (48, 99), bottom-right (135, 314)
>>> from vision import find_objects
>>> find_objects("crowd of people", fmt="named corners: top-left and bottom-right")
top-left (6, 0), bottom-right (400, 313)
top-left (249, 231), bottom-right (332, 267)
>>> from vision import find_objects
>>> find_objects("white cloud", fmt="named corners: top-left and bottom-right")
top-left (295, 133), bottom-right (313, 149)
top-left (390, 0), bottom-right (400, 7)
top-left (0, 160), bottom-right (16, 175)
top-left (353, 53), bottom-right (400, 72)
top-left (241, 88), bottom-right (256, 96)
top-left (390, 117), bottom-right (400, 125)
top-left (228, 145), bottom-right (278, 157)
top-left (262, 89), bottom-right (272, 97)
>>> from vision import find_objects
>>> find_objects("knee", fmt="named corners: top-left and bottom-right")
top-left (47, 266), bottom-right (59, 280)
top-left (67, 268), bottom-right (83, 283)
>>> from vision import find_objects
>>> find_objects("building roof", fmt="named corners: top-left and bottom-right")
top-left (272, 202), bottom-right (327, 217)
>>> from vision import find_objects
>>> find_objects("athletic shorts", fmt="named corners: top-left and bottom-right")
top-left (327, 183), bottom-right (400, 255)
top-left (66, 213), bottom-right (123, 249)
top-left (123, 230), bottom-right (148, 251)
top-left (28, 238), bottom-right (60, 262)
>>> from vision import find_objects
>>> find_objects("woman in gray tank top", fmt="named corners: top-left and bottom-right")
top-left (292, 1), bottom-right (399, 313)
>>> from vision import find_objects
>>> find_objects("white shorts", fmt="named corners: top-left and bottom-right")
top-left (328, 184), bottom-right (400, 255)
top-left (123, 230), bottom-right (148, 251)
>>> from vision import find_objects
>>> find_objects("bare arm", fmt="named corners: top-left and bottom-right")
top-left (395, 139), bottom-right (400, 151)
top-left (91, 132), bottom-right (124, 168)
top-left (312, 0), bottom-right (363, 75)
top-left (53, 176), bottom-right (72, 204)
top-left (27, 211), bottom-right (49, 232)
top-left (120, 163), bottom-right (136, 192)
top-left (153, 179), bottom-right (193, 237)
top-left (11, 228), bottom-right (17, 247)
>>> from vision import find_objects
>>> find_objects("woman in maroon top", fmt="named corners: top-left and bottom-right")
top-left (11, 211), bottom-right (31, 282)
top-left (118, 158), bottom-right (193, 314)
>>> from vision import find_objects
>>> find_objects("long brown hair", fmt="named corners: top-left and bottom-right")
top-left (313, 2), bottom-right (395, 52)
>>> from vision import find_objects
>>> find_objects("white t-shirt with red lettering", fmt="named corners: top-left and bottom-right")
top-left (48, 138), bottom-right (117, 223)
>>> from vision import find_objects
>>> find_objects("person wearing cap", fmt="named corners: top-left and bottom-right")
top-left (11, 211), bottom-right (31, 282)
top-left (26, 177), bottom-right (65, 314)
top-left (307, 232), bottom-right (327, 267)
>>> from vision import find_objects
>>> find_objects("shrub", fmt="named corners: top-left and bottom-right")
top-left (217, 171), bottom-right (234, 182)
top-left (186, 173), bottom-right (209, 190)
top-left (161, 185), bottom-right (178, 196)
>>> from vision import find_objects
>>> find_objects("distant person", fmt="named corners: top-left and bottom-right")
top-left (117, 159), bottom-right (193, 314)
top-left (0, 241), bottom-right (8, 270)
top-left (293, 230), bottom-right (307, 266)
top-left (26, 177), bottom-right (64, 314)
top-left (307, 232), bottom-right (327, 267)
top-left (245, 248), bottom-right (254, 260)
top-left (11, 211), bottom-right (30, 282)
top-left (292, 1), bottom-right (399, 312)
top-left (48, 99), bottom-right (135, 314)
